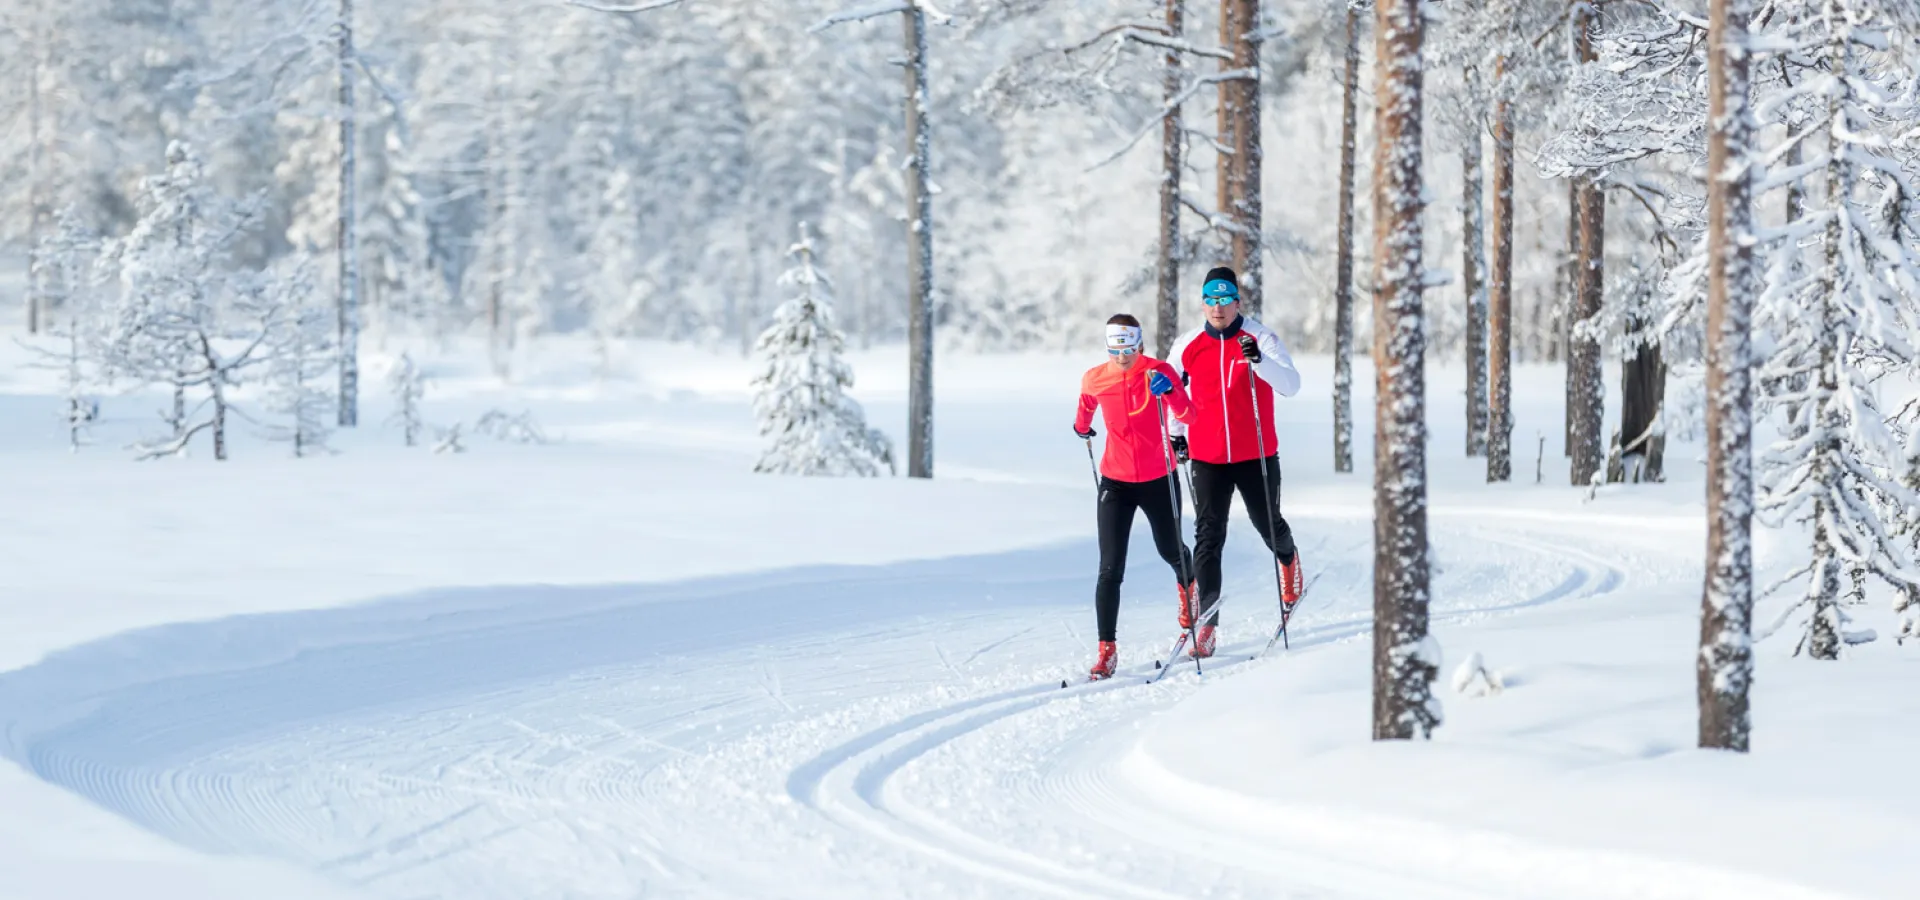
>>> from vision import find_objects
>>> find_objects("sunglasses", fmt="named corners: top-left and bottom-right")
top-left (1202, 294), bottom-right (1238, 307)
top-left (1107, 346), bottom-right (1140, 357)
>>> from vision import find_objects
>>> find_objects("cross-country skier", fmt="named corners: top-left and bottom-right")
top-left (1073, 314), bottom-right (1198, 681)
top-left (1168, 266), bottom-right (1304, 658)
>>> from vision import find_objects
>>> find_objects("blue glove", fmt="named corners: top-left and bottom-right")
top-left (1147, 370), bottom-right (1175, 396)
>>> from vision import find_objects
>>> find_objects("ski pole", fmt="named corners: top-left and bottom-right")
top-left (1083, 435), bottom-right (1100, 492)
top-left (1246, 354), bottom-right (1291, 649)
top-left (1157, 393), bottom-right (1204, 676)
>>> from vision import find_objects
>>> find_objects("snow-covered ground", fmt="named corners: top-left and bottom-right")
top-left (2, 337), bottom-right (1914, 899)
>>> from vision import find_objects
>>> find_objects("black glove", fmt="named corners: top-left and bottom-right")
top-left (1237, 332), bottom-right (1262, 363)
top-left (1170, 435), bottom-right (1189, 463)
top-left (1075, 425), bottom-right (1097, 439)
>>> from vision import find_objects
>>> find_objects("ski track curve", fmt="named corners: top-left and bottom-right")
top-left (777, 525), bottom-right (1627, 900)
top-left (1, 520), bottom-right (1640, 899)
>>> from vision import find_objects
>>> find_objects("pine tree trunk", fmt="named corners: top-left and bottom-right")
top-left (336, 0), bottom-right (360, 426)
top-left (26, 49), bottom-right (41, 335)
top-left (1461, 85), bottom-right (1489, 458)
top-left (1570, 180), bottom-right (1606, 485)
top-left (1333, 5), bottom-right (1360, 474)
top-left (1370, 0), bottom-right (1438, 741)
top-left (1486, 58), bottom-right (1515, 483)
top-left (1614, 341), bottom-right (1664, 482)
top-left (903, 6), bottom-right (936, 479)
top-left (1806, 513), bottom-right (1841, 659)
top-left (171, 379), bottom-right (187, 440)
top-left (484, 57), bottom-right (507, 377)
top-left (1154, 0), bottom-right (1186, 361)
top-left (1219, 0), bottom-right (1263, 316)
top-left (1562, 180), bottom-right (1578, 446)
top-left (1699, 0), bottom-right (1756, 753)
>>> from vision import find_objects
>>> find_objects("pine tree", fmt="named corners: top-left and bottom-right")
top-left (259, 262), bottom-right (337, 457)
top-left (1371, 0), bottom-right (1440, 741)
top-left (387, 351), bottom-right (427, 448)
top-left (25, 207), bottom-right (100, 451)
top-left (1333, 4), bottom-right (1362, 474)
top-left (750, 222), bottom-right (894, 478)
top-left (96, 142), bottom-right (298, 462)
top-left (1699, 0), bottom-right (1757, 752)
top-left (1752, 0), bottom-right (1920, 659)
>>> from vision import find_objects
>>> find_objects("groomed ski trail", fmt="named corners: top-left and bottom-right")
top-left (2, 517), bottom-right (1650, 899)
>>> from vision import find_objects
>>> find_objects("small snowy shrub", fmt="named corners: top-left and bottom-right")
top-left (1451, 651), bottom-right (1504, 697)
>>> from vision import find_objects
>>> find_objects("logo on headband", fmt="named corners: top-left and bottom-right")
top-left (1202, 279), bottom-right (1238, 299)
top-left (1106, 324), bottom-right (1143, 349)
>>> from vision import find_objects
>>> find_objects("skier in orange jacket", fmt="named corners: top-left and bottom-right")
top-left (1072, 314), bottom-right (1197, 680)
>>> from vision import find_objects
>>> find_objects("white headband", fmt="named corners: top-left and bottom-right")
top-left (1106, 324), bottom-right (1143, 349)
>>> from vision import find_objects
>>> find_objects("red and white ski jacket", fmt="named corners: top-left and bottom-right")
top-left (1074, 357), bottom-right (1195, 483)
top-left (1168, 316), bottom-right (1301, 465)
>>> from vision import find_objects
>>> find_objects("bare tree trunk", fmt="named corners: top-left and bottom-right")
top-left (1614, 340), bottom-right (1665, 482)
top-left (26, 43), bottom-right (46, 335)
top-left (1486, 58), bottom-right (1515, 483)
top-left (1371, 0), bottom-right (1438, 741)
top-left (336, 0), bottom-right (360, 426)
top-left (1699, 0), bottom-right (1756, 753)
top-left (904, 6), bottom-right (936, 478)
top-left (1333, 5), bottom-right (1360, 474)
top-left (1154, 0), bottom-right (1186, 360)
top-left (1219, 0), bottom-right (1263, 316)
top-left (1570, 179), bottom-right (1606, 485)
top-left (484, 52), bottom-right (507, 377)
top-left (1562, 179), bottom-right (1578, 446)
top-left (1461, 81), bottom-right (1489, 458)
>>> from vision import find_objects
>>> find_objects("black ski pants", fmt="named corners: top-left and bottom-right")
top-left (1095, 475), bottom-right (1193, 642)
top-left (1190, 455), bottom-right (1295, 626)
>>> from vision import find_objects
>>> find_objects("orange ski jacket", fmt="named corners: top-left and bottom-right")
top-left (1074, 357), bottom-right (1194, 483)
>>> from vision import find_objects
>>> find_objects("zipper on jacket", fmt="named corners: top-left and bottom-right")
top-left (1220, 341), bottom-right (1232, 461)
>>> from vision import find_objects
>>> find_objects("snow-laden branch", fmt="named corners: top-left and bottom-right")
top-left (1117, 29), bottom-right (1233, 61)
top-left (566, 0), bottom-right (689, 13)
top-left (813, 1), bottom-right (950, 33)
top-left (1086, 69), bottom-right (1255, 171)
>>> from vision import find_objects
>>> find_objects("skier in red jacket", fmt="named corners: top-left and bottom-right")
top-left (1168, 267), bottom-right (1304, 658)
top-left (1072, 314), bottom-right (1197, 680)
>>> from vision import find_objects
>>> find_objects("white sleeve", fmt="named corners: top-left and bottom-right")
top-left (1249, 321), bottom-right (1301, 397)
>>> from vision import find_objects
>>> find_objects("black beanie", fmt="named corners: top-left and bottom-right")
top-left (1203, 267), bottom-right (1238, 289)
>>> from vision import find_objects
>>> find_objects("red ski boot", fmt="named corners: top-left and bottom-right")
top-left (1177, 581), bottom-right (1198, 630)
top-left (1281, 552), bottom-right (1306, 611)
top-left (1089, 641), bottom-right (1118, 681)
top-left (1191, 625), bottom-right (1217, 659)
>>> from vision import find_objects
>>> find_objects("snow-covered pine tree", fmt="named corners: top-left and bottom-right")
top-left (96, 142), bottom-right (287, 462)
top-left (1751, 0), bottom-right (1920, 659)
top-left (28, 207), bottom-right (101, 451)
top-left (751, 222), bottom-right (894, 478)
top-left (387, 351), bottom-right (427, 447)
top-left (258, 261), bottom-right (336, 457)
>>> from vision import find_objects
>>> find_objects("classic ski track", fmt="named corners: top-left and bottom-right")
top-left (9, 523), bottom-right (1630, 898)
top-left (783, 525), bottom-right (1626, 899)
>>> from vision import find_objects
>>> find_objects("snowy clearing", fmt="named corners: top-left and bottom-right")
top-left (2, 341), bottom-right (1914, 899)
